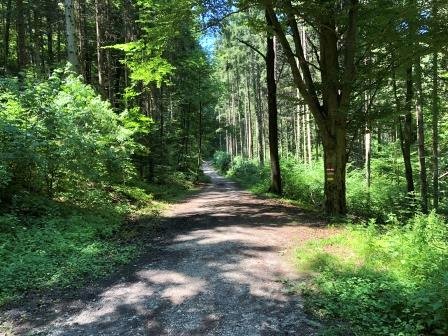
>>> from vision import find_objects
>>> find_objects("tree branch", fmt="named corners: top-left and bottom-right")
top-left (236, 37), bottom-right (266, 60)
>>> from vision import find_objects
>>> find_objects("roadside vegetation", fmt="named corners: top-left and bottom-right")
top-left (0, 72), bottom-right (200, 307)
top-left (296, 213), bottom-right (448, 335)
top-left (214, 152), bottom-right (448, 335)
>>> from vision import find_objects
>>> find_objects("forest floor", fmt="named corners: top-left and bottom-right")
top-left (1, 164), bottom-right (337, 336)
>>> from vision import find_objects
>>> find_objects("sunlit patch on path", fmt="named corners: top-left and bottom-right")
top-left (4, 164), bottom-right (331, 336)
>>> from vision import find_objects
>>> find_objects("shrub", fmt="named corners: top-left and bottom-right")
top-left (281, 158), bottom-right (324, 207)
top-left (0, 69), bottom-right (137, 204)
top-left (212, 150), bottom-right (231, 173)
top-left (223, 155), bottom-right (416, 221)
top-left (226, 156), bottom-right (270, 191)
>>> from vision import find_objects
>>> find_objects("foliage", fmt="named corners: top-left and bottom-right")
top-left (223, 155), bottom-right (421, 221)
top-left (0, 69), bottom-right (137, 203)
top-left (0, 209), bottom-right (134, 306)
top-left (212, 150), bottom-right (231, 173)
top-left (295, 212), bottom-right (448, 335)
top-left (0, 70), bottom-right (200, 307)
top-left (0, 173), bottom-right (197, 307)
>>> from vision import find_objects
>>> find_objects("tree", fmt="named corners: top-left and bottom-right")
top-left (264, 0), bottom-right (359, 215)
top-left (16, 0), bottom-right (27, 72)
top-left (265, 10), bottom-right (281, 194)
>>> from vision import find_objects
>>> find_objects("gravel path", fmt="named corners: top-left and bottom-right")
top-left (3, 164), bottom-right (334, 336)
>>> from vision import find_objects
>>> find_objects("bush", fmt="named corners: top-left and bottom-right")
top-left (223, 155), bottom-right (415, 221)
top-left (212, 150), bottom-right (231, 173)
top-left (281, 158), bottom-right (324, 207)
top-left (0, 69), bottom-right (136, 204)
top-left (226, 156), bottom-right (269, 192)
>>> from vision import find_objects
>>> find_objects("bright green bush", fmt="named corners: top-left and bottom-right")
top-left (296, 212), bottom-right (448, 335)
top-left (0, 70), bottom-right (196, 307)
top-left (281, 158), bottom-right (324, 207)
top-left (212, 150), bottom-right (231, 173)
top-left (0, 69), bottom-right (137, 204)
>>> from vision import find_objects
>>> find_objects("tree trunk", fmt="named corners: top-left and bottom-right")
top-left (266, 10), bottom-right (281, 195)
top-left (365, 126), bottom-right (371, 189)
top-left (306, 107), bottom-right (312, 164)
top-left (63, 0), bottom-right (79, 72)
top-left (322, 126), bottom-right (347, 215)
top-left (431, 51), bottom-right (439, 210)
top-left (415, 60), bottom-right (428, 213)
top-left (46, 2), bottom-right (54, 68)
top-left (399, 66), bottom-right (415, 194)
top-left (78, 0), bottom-right (91, 83)
top-left (95, 0), bottom-right (105, 93)
top-left (197, 101), bottom-right (203, 175)
top-left (253, 61), bottom-right (264, 165)
top-left (16, 0), bottom-right (27, 72)
top-left (3, 0), bottom-right (12, 69)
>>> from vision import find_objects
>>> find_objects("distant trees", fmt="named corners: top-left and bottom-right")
top-left (214, 0), bottom-right (448, 215)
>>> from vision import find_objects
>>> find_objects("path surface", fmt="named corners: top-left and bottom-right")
top-left (3, 164), bottom-right (335, 336)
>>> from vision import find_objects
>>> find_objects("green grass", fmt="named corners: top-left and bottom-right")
top-left (0, 176), bottom-right (198, 307)
top-left (294, 213), bottom-right (448, 335)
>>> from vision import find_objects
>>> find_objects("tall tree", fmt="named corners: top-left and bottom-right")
top-left (264, 0), bottom-right (359, 214)
top-left (415, 60), bottom-right (428, 212)
top-left (16, 0), bottom-right (27, 72)
top-left (431, 0), bottom-right (440, 210)
top-left (2, 0), bottom-right (12, 70)
top-left (265, 10), bottom-right (281, 194)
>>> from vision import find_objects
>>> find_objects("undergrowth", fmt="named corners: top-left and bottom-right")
top-left (220, 155), bottom-right (413, 221)
top-left (0, 174), bottom-right (197, 307)
top-left (215, 153), bottom-right (448, 335)
top-left (296, 212), bottom-right (448, 335)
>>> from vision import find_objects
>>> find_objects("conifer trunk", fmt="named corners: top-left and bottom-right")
top-left (265, 10), bottom-right (281, 195)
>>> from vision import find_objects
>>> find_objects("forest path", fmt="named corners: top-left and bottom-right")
top-left (5, 164), bottom-right (334, 336)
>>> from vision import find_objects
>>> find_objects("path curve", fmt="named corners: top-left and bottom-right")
top-left (5, 164), bottom-right (333, 336)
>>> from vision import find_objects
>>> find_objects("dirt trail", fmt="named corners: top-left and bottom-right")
top-left (3, 164), bottom-right (335, 336)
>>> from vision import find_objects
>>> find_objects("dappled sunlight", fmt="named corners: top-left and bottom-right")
top-left (6, 164), bottom-right (322, 335)
top-left (137, 270), bottom-right (206, 305)
top-left (68, 282), bottom-right (153, 326)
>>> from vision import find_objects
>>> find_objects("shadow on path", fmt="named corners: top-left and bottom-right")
top-left (3, 163), bottom-right (331, 336)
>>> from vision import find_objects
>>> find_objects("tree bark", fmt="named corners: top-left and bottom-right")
top-left (265, 10), bottom-right (282, 195)
top-left (197, 101), bottom-right (203, 175)
top-left (252, 56), bottom-right (264, 165)
top-left (322, 128), bottom-right (347, 215)
top-left (415, 60), bottom-right (428, 213)
top-left (63, 0), bottom-right (79, 72)
top-left (399, 66), bottom-right (415, 194)
top-left (46, 1), bottom-right (54, 68)
top-left (16, 0), bottom-right (27, 72)
top-left (365, 126), bottom-right (371, 189)
top-left (3, 0), bottom-right (12, 70)
top-left (431, 52), bottom-right (439, 210)
top-left (95, 0), bottom-right (105, 93)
